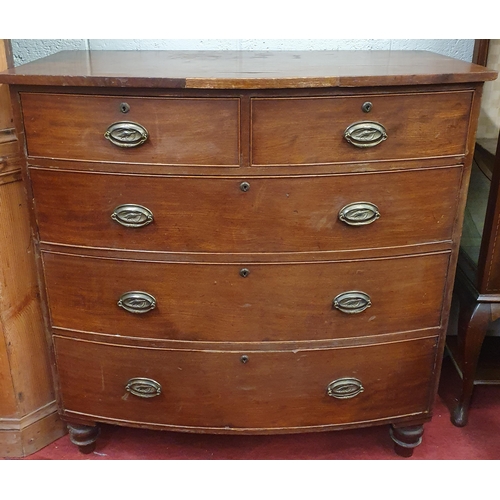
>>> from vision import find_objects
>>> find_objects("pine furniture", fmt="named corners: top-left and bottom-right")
top-left (0, 39), bottom-right (65, 458)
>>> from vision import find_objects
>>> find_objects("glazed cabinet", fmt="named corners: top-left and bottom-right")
top-left (0, 50), bottom-right (496, 456)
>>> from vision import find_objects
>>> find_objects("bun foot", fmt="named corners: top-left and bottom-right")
top-left (67, 423), bottom-right (100, 454)
top-left (390, 424), bottom-right (424, 457)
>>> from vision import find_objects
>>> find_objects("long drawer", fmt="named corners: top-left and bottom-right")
top-left (30, 167), bottom-right (462, 253)
top-left (43, 251), bottom-right (450, 342)
top-left (251, 91), bottom-right (473, 165)
top-left (21, 93), bottom-right (240, 166)
top-left (55, 336), bottom-right (437, 430)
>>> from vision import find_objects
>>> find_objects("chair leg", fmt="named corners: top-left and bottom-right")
top-left (451, 301), bottom-right (491, 427)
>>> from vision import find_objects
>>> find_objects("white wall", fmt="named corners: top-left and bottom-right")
top-left (11, 39), bottom-right (475, 66)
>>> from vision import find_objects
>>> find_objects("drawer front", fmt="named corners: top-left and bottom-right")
top-left (21, 93), bottom-right (240, 166)
top-left (43, 252), bottom-right (449, 341)
top-left (251, 92), bottom-right (472, 165)
top-left (55, 336), bottom-right (437, 429)
top-left (31, 167), bottom-right (462, 253)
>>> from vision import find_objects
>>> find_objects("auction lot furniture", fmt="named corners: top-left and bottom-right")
top-left (0, 50), bottom-right (495, 456)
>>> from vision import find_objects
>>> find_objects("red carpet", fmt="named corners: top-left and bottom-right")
top-left (15, 354), bottom-right (500, 460)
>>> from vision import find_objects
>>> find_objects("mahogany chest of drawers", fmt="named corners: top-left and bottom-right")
top-left (0, 50), bottom-right (496, 456)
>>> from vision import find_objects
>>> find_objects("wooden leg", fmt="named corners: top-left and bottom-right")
top-left (67, 423), bottom-right (100, 454)
top-left (451, 301), bottom-right (491, 427)
top-left (390, 425), bottom-right (424, 457)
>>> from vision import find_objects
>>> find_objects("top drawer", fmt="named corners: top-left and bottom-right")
top-left (251, 91), bottom-right (473, 166)
top-left (20, 93), bottom-right (240, 166)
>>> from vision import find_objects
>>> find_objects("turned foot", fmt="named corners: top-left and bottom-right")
top-left (390, 425), bottom-right (424, 457)
top-left (451, 404), bottom-right (469, 427)
top-left (67, 423), bottom-right (100, 454)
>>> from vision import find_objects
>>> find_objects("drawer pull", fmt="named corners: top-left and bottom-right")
top-left (339, 202), bottom-right (380, 226)
top-left (111, 204), bottom-right (154, 228)
top-left (327, 378), bottom-right (364, 399)
top-left (333, 291), bottom-right (371, 314)
top-left (344, 121), bottom-right (387, 148)
top-left (104, 121), bottom-right (149, 148)
top-left (125, 377), bottom-right (162, 398)
top-left (118, 291), bottom-right (156, 314)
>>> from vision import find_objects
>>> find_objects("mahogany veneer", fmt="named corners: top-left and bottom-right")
top-left (0, 50), bottom-right (496, 457)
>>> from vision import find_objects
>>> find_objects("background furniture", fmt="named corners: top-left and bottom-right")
top-left (0, 50), bottom-right (495, 457)
top-left (446, 40), bottom-right (500, 426)
top-left (0, 39), bottom-right (66, 457)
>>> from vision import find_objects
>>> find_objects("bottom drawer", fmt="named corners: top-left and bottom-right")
top-left (55, 336), bottom-right (437, 431)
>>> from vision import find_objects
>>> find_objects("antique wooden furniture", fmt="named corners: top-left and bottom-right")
top-left (0, 39), bottom-right (65, 457)
top-left (0, 50), bottom-right (496, 457)
top-left (447, 132), bottom-right (500, 427)
top-left (445, 40), bottom-right (500, 426)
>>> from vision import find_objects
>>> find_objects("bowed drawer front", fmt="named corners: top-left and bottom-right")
top-left (21, 93), bottom-right (240, 166)
top-left (42, 251), bottom-right (449, 342)
top-left (251, 92), bottom-right (473, 165)
top-left (54, 335), bottom-right (438, 430)
top-left (30, 166), bottom-right (462, 253)
top-left (4, 49), bottom-right (494, 455)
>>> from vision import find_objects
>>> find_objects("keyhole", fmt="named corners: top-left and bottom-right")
top-left (240, 182), bottom-right (250, 192)
top-left (240, 268), bottom-right (250, 278)
top-left (362, 102), bottom-right (372, 113)
top-left (120, 102), bottom-right (130, 113)
top-left (240, 355), bottom-right (249, 364)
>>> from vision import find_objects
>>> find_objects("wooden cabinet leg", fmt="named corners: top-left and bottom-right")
top-left (390, 425), bottom-right (424, 457)
top-left (452, 301), bottom-right (491, 427)
top-left (67, 423), bottom-right (100, 454)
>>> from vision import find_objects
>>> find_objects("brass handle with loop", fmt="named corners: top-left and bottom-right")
top-left (333, 291), bottom-right (371, 314)
top-left (118, 291), bottom-right (157, 314)
top-left (327, 378), bottom-right (364, 399)
top-left (104, 121), bottom-right (149, 148)
top-left (111, 204), bottom-right (154, 228)
top-left (339, 202), bottom-right (380, 226)
top-left (125, 378), bottom-right (162, 398)
top-left (344, 121), bottom-right (387, 148)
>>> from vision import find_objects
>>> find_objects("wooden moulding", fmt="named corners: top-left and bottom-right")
top-left (0, 39), bottom-right (66, 458)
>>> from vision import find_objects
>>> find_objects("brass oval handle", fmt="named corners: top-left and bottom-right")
top-left (344, 121), bottom-right (387, 148)
top-left (327, 378), bottom-right (364, 399)
top-left (333, 291), bottom-right (371, 314)
top-left (339, 202), bottom-right (380, 226)
top-left (104, 121), bottom-right (149, 148)
top-left (118, 291), bottom-right (157, 314)
top-left (125, 377), bottom-right (162, 398)
top-left (111, 204), bottom-right (154, 228)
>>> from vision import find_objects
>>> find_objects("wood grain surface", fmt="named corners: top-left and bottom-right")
top-left (0, 50), bottom-right (497, 88)
top-left (55, 335), bottom-right (437, 430)
top-left (30, 166), bottom-right (462, 254)
top-left (42, 251), bottom-right (450, 342)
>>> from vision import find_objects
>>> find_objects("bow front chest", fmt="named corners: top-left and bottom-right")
top-left (1, 50), bottom-right (496, 456)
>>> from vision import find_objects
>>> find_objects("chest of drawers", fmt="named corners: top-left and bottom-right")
top-left (0, 50), bottom-right (496, 456)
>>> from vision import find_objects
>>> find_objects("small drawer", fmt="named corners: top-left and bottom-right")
top-left (54, 336), bottom-right (437, 430)
top-left (21, 93), bottom-right (240, 166)
top-left (43, 251), bottom-right (450, 342)
top-left (30, 166), bottom-right (462, 253)
top-left (251, 91), bottom-right (473, 165)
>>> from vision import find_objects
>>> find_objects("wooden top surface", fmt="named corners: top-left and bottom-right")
top-left (0, 50), bottom-right (497, 89)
